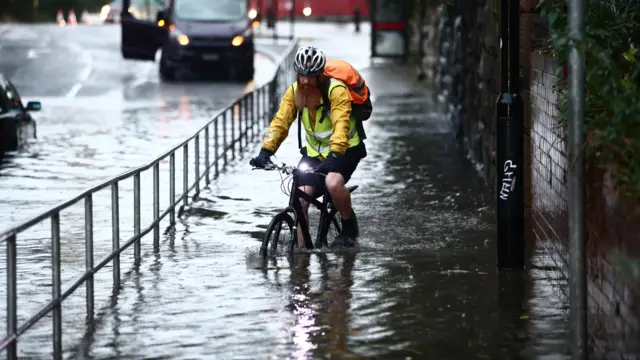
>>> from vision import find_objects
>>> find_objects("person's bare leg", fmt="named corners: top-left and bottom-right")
top-left (325, 172), bottom-right (352, 219)
top-left (326, 172), bottom-right (358, 247)
top-left (297, 185), bottom-right (315, 247)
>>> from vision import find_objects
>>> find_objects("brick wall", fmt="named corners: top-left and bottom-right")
top-left (419, 0), bottom-right (640, 356)
top-left (521, 7), bottom-right (640, 359)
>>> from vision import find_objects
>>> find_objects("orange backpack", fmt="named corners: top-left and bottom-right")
top-left (323, 60), bottom-right (372, 122)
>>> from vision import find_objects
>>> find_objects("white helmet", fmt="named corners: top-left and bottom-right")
top-left (293, 46), bottom-right (326, 76)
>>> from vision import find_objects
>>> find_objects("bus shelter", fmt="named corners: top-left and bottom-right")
top-left (370, 0), bottom-right (410, 61)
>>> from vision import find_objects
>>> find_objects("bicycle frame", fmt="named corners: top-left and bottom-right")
top-left (283, 170), bottom-right (340, 249)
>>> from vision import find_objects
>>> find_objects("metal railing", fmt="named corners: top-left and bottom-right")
top-left (0, 39), bottom-right (299, 359)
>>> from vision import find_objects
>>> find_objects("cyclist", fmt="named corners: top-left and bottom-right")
top-left (250, 45), bottom-right (367, 248)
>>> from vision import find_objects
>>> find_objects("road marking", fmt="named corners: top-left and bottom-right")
top-left (66, 83), bottom-right (83, 98)
top-left (65, 42), bottom-right (93, 98)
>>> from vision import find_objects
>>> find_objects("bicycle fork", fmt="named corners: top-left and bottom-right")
top-left (291, 202), bottom-right (314, 249)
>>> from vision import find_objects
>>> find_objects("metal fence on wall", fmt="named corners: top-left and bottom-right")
top-left (0, 39), bottom-right (299, 359)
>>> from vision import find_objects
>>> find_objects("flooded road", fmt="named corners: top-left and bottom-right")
top-left (1, 24), bottom-right (570, 359)
top-left (0, 24), bottom-right (287, 224)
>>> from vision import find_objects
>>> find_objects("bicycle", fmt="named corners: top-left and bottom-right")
top-left (252, 162), bottom-right (358, 256)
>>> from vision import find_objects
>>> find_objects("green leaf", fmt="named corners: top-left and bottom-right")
top-left (548, 11), bottom-right (559, 26)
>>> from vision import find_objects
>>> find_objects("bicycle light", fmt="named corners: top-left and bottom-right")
top-left (297, 162), bottom-right (310, 171)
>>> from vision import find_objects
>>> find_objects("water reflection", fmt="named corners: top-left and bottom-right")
top-left (265, 251), bottom-right (359, 359)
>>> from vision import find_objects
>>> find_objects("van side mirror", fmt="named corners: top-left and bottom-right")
top-left (156, 9), bottom-right (166, 23)
top-left (25, 101), bottom-right (41, 111)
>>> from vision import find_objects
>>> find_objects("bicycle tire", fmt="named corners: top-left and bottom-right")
top-left (260, 212), bottom-right (295, 256)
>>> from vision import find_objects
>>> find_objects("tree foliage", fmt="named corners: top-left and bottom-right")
top-left (537, 0), bottom-right (640, 199)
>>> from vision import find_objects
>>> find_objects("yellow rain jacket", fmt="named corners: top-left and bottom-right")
top-left (261, 79), bottom-right (361, 158)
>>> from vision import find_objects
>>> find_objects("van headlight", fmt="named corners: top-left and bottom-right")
top-left (170, 28), bottom-right (189, 46)
top-left (231, 28), bottom-right (252, 47)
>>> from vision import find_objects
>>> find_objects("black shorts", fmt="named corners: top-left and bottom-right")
top-left (297, 142), bottom-right (367, 192)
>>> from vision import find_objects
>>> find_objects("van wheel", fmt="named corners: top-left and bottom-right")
top-left (234, 58), bottom-right (254, 82)
top-left (159, 56), bottom-right (176, 82)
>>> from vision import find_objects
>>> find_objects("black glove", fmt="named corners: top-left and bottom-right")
top-left (249, 148), bottom-right (274, 168)
top-left (316, 152), bottom-right (340, 175)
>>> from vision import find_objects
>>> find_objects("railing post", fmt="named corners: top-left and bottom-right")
top-left (214, 117), bottom-right (219, 177)
top-left (133, 174), bottom-right (141, 264)
top-left (270, 74), bottom-right (278, 119)
top-left (6, 233), bottom-right (17, 360)
top-left (204, 126), bottom-right (210, 185)
top-left (231, 106), bottom-right (236, 159)
top-left (111, 183), bottom-right (120, 288)
top-left (263, 87), bottom-right (268, 126)
top-left (51, 212), bottom-right (62, 359)
top-left (84, 194), bottom-right (94, 323)
top-left (153, 163), bottom-right (160, 248)
top-left (240, 94), bottom-right (249, 147)
top-left (170, 153), bottom-right (176, 224)
top-left (223, 111), bottom-right (228, 167)
top-left (250, 92), bottom-right (255, 141)
top-left (257, 88), bottom-right (263, 128)
top-left (237, 101), bottom-right (243, 153)
top-left (183, 144), bottom-right (189, 208)
top-left (194, 135), bottom-right (200, 196)
top-left (244, 94), bottom-right (251, 143)
top-left (264, 87), bottom-right (269, 126)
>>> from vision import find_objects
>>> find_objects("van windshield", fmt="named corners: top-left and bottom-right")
top-left (174, 0), bottom-right (247, 21)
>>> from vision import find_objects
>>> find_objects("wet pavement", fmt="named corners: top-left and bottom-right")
top-left (0, 23), bottom-right (289, 225)
top-left (1, 23), bottom-right (570, 359)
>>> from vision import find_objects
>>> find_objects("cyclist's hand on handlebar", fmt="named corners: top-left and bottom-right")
top-left (249, 148), bottom-right (274, 169)
top-left (316, 152), bottom-right (340, 175)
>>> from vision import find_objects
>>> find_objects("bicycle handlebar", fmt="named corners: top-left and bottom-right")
top-left (251, 162), bottom-right (318, 175)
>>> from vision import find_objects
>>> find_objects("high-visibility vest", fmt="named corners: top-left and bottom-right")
top-left (292, 79), bottom-right (361, 158)
top-left (323, 59), bottom-right (369, 104)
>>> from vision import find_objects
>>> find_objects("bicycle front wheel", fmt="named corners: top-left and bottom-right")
top-left (260, 212), bottom-right (296, 256)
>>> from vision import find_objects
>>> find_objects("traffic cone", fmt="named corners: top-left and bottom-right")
top-left (56, 9), bottom-right (65, 26)
top-left (68, 9), bottom-right (77, 26)
top-left (81, 9), bottom-right (89, 24)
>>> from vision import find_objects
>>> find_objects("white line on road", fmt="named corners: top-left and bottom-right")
top-left (66, 83), bottom-right (83, 98)
top-left (65, 42), bottom-right (93, 98)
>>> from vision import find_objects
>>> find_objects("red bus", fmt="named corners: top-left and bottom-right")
top-left (249, 0), bottom-right (369, 19)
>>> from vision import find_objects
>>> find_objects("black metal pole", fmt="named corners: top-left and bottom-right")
top-left (354, 4), bottom-right (361, 33)
top-left (495, 0), bottom-right (524, 269)
top-left (370, 0), bottom-right (377, 58)
top-left (289, 0), bottom-right (295, 40)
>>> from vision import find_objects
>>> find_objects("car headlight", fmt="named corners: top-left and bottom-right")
top-left (170, 28), bottom-right (189, 46)
top-left (231, 28), bottom-right (252, 47)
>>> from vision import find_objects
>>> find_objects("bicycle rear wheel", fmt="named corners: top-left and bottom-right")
top-left (260, 212), bottom-right (296, 256)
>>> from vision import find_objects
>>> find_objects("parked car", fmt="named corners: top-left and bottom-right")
top-left (120, 0), bottom-right (255, 82)
top-left (0, 74), bottom-right (41, 155)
